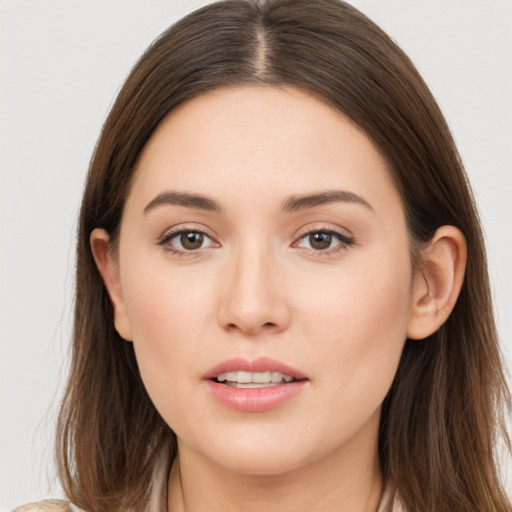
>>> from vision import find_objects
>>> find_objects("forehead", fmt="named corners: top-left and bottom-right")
top-left (129, 86), bottom-right (400, 214)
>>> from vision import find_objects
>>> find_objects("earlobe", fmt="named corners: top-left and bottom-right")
top-left (90, 228), bottom-right (133, 341)
top-left (407, 226), bottom-right (467, 340)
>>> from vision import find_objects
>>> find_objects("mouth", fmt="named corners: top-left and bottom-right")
top-left (204, 356), bottom-right (307, 385)
top-left (204, 357), bottom-right (308, 412)
top-left (214, 370), bottom-right (297, 388)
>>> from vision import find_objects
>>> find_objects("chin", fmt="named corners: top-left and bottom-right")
top-left (191, 430), bottom-right (332, 477)
top-left (213, 448), bottom-right (310, 477)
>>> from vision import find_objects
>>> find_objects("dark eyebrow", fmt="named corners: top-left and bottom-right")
top-left (282, 190), bottom-right (373, 212)
top-left (144, 191), bottom-right (221, 214)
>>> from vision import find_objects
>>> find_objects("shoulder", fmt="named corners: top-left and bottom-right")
top-left (12, 500), bottom-right (83, 512)
top-left (377, 485), bottom-right (404, 512)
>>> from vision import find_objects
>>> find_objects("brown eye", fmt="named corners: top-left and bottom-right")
top-left (308, 232), bottom-right (332, 250)
top-left (295, 229), bottom-right (354, 253)
top-left (180, 231), bottom-right (204, 250)
top-left (160, 229), bottom-right (214, 253)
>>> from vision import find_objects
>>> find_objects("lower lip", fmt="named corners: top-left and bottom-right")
top-left (205, 380), bottom-right (307, 412)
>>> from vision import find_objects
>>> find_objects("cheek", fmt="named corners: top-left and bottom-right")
top-left (120, 259), bottom-right (216, 405)
top-left (295, 251), bottom-right (412, 404)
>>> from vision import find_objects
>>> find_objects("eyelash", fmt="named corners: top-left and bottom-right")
top-left (294, 228), bottom-right (354, 255)
top-left (158, 228), bottom-right (215, 256)
top-left (157, 227), bottom-right (354, 257)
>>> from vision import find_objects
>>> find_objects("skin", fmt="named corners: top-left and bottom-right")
top-left (91, 86), bottom-right (467, 512)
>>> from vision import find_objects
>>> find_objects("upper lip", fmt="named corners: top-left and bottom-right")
top-left (203, 357), bottom-right (308, 381)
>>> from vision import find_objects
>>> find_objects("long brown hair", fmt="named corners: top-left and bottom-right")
top-left (56, 1), bottom-right (511, 510)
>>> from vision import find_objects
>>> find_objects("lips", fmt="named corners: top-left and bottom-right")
top-left (203, 357), bottom-right (308, 412)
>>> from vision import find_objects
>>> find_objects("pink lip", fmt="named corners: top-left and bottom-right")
top-left (203, 357), bottom-right (308, 412)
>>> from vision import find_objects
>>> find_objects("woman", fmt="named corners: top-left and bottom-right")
top-left (14, 0), bottom-right (511, 511)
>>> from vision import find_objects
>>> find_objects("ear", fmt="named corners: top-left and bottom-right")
top-left (407, 225), bottom-right (467, 340)
top-left (90, 228), bottom-right (133, 341)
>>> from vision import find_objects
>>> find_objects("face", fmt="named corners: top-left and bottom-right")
top-left (106, 86), bottom-right (417, 475)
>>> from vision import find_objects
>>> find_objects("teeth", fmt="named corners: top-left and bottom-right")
top-left (271, 371), bottom-right (283, 382)
top-left (216, 370), bottom-right (295, 384)
top-left (253, 371), bottom-right (271, 383)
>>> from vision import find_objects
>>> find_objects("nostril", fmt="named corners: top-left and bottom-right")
top-left (224, 321), bottom-right (278, 334)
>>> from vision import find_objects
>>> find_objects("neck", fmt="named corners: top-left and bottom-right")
top-left (168, 424), bottom-right (383, 512)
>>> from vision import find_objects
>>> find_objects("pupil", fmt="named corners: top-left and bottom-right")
top-left (310, 232), bottom-right (332, 250)
top-left (181, 232), bottom-right (203, 250)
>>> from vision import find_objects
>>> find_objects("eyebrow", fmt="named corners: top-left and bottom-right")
top-left (282, 190), bottom-right (373, 212)
top-left (144, 191), bottom-right (222, 214)
top-left (143, 189), bottom-right (373, 215)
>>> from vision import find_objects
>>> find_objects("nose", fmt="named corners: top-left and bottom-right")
top-left (217, 243), bottom-right (291, 336)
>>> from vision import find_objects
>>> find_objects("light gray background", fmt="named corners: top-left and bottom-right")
top-left (1, 0), bottom-right (511, 509)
